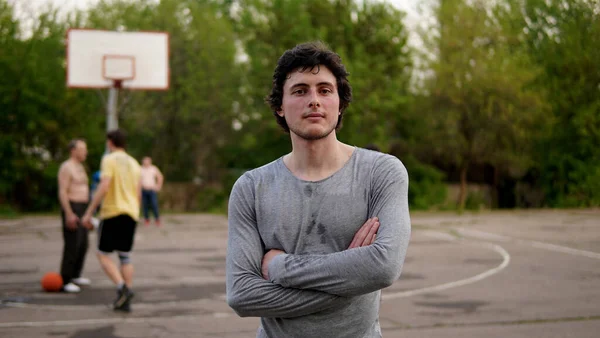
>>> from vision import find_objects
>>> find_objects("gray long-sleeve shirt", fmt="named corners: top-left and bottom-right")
top-left (226, 147), bottom-right (411, 338)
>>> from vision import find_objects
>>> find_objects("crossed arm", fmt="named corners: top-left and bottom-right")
top-left (226, 175), bottom-right (342, 318)
top-left (264, 157), bottom-right (411, 297)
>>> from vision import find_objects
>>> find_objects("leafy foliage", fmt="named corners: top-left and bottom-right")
top-left (1, 0), bottom-right (599, 212)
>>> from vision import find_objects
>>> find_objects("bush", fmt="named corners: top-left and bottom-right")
top-left (196, 185), bottom-right (229, 214)
top-left (402, 155), bottom-right (447, 210)
top-left (195, 168), bottom-right (248, 214)
top-left (560, 165), bottom-right (600, 207)
top-left (0, 204), bottom-right (19, 218)
top-left (464, 190), bottom-right (488, 211)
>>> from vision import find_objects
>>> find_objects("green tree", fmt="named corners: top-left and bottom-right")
top-left (512, 0), bottom-right (600, 206)
top-left (227, 0), bottom-right (412, 162)
top-left (420, 0), bottom-right (547, 209)
top-left (0, 1), bottom-right (104, 210)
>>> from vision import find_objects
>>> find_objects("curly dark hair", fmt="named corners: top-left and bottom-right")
top-left (266, 41), bottom-right (352, 132)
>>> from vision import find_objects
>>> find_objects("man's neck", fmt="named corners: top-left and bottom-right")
top-left (69, 157), bottom-right (80, 165)
top-left (285, 132), bottom-right (354, 181)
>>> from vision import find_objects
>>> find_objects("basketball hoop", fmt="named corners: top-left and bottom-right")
top-left (102, 55), bottom-right (135, 88)
top-left (66, 29), bottom-right (169, 90)
top-left (65, 29), bottom-right (169, 147)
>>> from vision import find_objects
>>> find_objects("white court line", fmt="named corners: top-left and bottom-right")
top-left (0, 314), bottom-right (231, 328)
top-left (382, 235), bottom-right (510, 301)
top-left (0, 276), bottom-right (227, 312)
top-left (420, 230), bottom-right (457, 241)
top-left (529, 241), bottom-right (600, 259)
top-left (455, 228), bottom-right (511, 242)
top-left (0, 298), bottom-right (212, 311)
top-left (458, 228), bottom-right (600, 260)
top-left (92, 275), bottom-right (225, 287)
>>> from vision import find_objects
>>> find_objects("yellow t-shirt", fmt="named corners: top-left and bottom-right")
top-left (100, 150), bottom-right (142, 221)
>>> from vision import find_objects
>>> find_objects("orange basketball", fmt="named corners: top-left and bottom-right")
top-left (41, 272), bottom-right (63, 292)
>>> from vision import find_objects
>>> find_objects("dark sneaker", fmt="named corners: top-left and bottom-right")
top-left (116, 300), bottom-right (131, 312)
top-left (113, 285), bottom-right (134, 312)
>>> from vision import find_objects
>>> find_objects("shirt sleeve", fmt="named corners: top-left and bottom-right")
top-left (267, 156), bottom-right (411, 297)
top-left (226, 173), bottom-right (343, 318)
top-left (100, 155), bottom-right (115, 178)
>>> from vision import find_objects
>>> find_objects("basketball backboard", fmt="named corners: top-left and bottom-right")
top-left (67, 29), bottom-right (169, 90)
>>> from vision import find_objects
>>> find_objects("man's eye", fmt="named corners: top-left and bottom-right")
top-left (293, 89), bottom-right (305, 95)
top-left (320, 88), bottom-right (332, 94)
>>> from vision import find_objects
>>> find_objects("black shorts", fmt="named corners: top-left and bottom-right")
top-left (98, 214), bottom-right (137, 253)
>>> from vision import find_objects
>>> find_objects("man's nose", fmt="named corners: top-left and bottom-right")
top-left (308, 90), bottom-right (320, 108)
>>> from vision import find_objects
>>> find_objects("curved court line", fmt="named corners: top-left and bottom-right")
top-left (458, 228), bottom-right (600, 260)
top-left (0, 314), bottom-right (205, 328)
top-left (382, 235), bottom-right (511, 301)
top-left (0, 298), bottom-right (211, 311)
top-left (529, 241), bottom-right (600, 260)
top-left (0, 276), bottom-right (227, 311)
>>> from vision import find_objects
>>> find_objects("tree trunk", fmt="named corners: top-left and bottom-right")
top-left (492, 166), bottom-right (499, 208)
top-left (458, 164), bottom-right (468, 211)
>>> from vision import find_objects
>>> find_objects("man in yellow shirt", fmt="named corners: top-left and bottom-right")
top-left (83, 129), bottom-right (141, 312)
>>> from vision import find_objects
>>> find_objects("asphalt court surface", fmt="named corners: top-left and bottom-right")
top-left (0, 210), bottom-right (599, 337)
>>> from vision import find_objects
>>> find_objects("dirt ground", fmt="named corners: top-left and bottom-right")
top-left (1, 209), bottom-right (599, 337)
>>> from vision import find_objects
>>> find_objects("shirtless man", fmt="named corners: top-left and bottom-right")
top-left (57, 139), bottom-right (92, 293)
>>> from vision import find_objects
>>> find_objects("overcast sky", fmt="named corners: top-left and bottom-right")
top-left (25, 0), bottom-right (421, 11)
top-left (15, 0), bottom-right (429, 47)
top-left (19, 0), bottom-right (425, 25)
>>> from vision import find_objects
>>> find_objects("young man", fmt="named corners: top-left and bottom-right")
top-left (140, 156), bottom-right (163, 226)
top-left (82, 129), bottom-right (141, 312)
top-left (226, 42), bottom-right (411, 337)
top-left (57, 139), bottom-right (92, 293)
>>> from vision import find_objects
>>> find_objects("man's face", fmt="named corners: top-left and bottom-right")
top-left (278, 66), bottom-right (340, 141)
top-left (73, 141), bottom-right (87, 162)
top-left (143, 157), bottom-right (151, 166)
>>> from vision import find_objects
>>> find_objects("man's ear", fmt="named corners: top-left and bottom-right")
top-left (277, 109), bottom-right (284, 117)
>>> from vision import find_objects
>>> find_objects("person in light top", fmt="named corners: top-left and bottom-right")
top-left (140, 156), bottom-right (164, 226)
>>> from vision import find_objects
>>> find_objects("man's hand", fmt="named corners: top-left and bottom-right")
top-left (65, 213), bottom-right (79, 231)
top-left (262, 249), bottom-right (285, 280)
top-left (80, 213), bottom-right (94, 230)
top-left (348, 217), bottom-right (380, 249)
